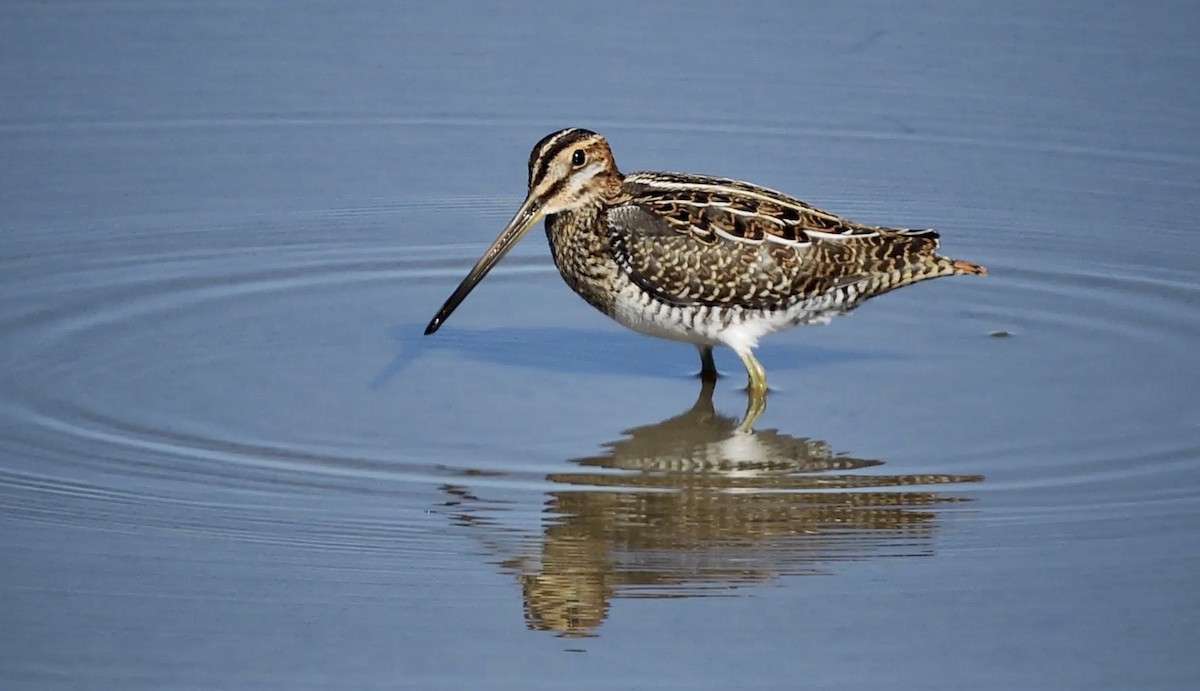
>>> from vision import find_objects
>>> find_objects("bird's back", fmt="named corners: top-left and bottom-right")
top-left (604, 171), bottom-right (985, 316)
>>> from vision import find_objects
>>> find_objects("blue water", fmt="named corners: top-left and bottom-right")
top-left (3, 1), bottom-right (1198, 689)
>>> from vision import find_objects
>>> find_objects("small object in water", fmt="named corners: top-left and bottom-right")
top-left (989, 330), bottom-right (1012, 338)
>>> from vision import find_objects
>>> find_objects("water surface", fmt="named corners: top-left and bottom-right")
top-left (2, 1), bottom-right (1198, 689)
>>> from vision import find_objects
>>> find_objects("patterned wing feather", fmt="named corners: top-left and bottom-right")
top-left (607, 172), bottom-right (955, 311)
top-left (604, 204), bottom-right (850, 310)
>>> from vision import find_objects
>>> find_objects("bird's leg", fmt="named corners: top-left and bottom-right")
top-left (734, 349), bottom-right (768, 432)
top-left (737, 349), bottom-right (767, 395)
top-left (696, 345), bottom-right (718, 382)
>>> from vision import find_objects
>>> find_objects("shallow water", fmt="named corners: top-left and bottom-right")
top-left (3, 1), bottom-right (1199, 689)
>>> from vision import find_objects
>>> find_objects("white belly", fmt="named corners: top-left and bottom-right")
top-left (603, 276), bottom-right (849, 354)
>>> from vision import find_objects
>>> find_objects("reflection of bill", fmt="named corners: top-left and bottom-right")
top-left (440, 380), bottom-right (983, 637)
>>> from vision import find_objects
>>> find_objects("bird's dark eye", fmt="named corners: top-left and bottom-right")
top-left (571, 149), bottom-right (586, 167)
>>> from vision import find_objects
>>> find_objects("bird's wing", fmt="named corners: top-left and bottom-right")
top-left (606, 173), bottom-right (942, 309)
top-left (603, 203), bottom-right (841, 310)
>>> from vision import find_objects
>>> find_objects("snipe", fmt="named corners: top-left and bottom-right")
top-left (425, 128), bottom-right (986, 430)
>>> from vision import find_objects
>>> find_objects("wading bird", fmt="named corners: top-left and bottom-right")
top-left (425, 129), bottom-right (985, 429)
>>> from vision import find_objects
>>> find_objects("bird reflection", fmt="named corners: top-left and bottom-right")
top-left (439, 380), bottom-right (982, 637)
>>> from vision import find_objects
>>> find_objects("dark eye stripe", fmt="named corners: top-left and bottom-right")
top-left (528, 128), bottom-right (597, 188)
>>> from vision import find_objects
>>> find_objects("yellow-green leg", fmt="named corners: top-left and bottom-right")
top-left (734, 349), bottom-right (768, 432)
top-left (696, 345), bottom-right (718, 382)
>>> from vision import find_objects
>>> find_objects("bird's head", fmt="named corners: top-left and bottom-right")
top-left (425, 128), bottom-right (622, 335)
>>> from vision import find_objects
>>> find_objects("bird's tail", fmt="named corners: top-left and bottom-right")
top-left (852, 253), bottom-right (987, 305)
top-left (950, 259), bottom-right (988, 276)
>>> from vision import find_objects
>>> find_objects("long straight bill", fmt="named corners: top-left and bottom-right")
top-left (424, 196), bottom-right (543, 335)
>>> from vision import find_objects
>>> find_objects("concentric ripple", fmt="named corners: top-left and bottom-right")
top-left (4, 202), bottom-right (1200, 552)
top-left (1, 222), bottom-right (559, 553)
